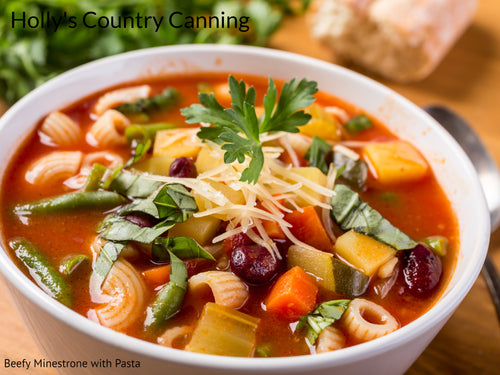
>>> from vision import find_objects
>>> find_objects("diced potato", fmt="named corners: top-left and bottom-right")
top-left (335, 230), bottom-right (396, 276)
top-left (287, 245), bottom-right (335, 292)
top-left (289, 166), bottom-right (328, 206)
top-left (153, 129), bottom-right (201, 159)
top-left (132, 156), bottom-right (174, 176)
top-left (193, 180), bottom-right (246, 220)
top-left (300, 104), bottom-right (341, 141)
top-left (363, 141), bottom-right (428, 185)
top-left (185, 302), bottom-right (260, 357)
top-left (168, 216), bottom-right (221, 245)
top-left (195, 146), bottom-right (223, 174)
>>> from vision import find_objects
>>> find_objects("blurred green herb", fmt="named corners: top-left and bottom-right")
top-left (0, 0), bottom-right (309, 105)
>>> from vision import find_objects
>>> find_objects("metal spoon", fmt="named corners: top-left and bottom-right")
top-left (424, 105), bottom-right (500, 322)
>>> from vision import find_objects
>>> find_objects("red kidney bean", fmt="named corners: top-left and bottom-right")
top-left (169, 157), bottom-right (197, 178)
top-left (230, 244), bottom-right (280, 285)
top-left (401, 244), bottom-right (442, 296)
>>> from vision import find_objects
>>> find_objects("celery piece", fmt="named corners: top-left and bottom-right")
top-left (422, 236), bottom-right (448, 257)
top-left (185, 302), bottom-right (260, 357)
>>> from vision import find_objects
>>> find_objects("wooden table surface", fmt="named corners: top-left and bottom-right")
top-left (1, 1), bottom-right (500, 374)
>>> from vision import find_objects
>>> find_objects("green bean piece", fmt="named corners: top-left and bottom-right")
top-left (125, 123), bottom-right (175, 143)
top-left (83, 163), bottom-right (108, 191)
top-left (145, 251), bottom-right (188, 333)
top-left (14, 191), bottom-right (127, 215)
top-left (59, 255), bottom-right (90, 276)
top-left (9, 238), bottom-right (73, 307)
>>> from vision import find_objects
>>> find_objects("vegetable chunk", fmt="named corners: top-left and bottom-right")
top-left (335, 230), bottom-right (396, 276)
top-left (186, 302), bottom-right (260, 357)
top-left (284, 206), bottom-right (332, 252)
top-left (265, 266), bottom-right (318, 321)
top-left (363, 141), bottom-right (428, 185)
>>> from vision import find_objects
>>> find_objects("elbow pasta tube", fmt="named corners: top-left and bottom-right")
top-left (188, 271), bottom-right (249, 309)
top-left (39, 111), bottom-right (81, 146)
top-left (341, 298), bottom-right (399, 342)
top-left (87, 109), bottom-right (131, 147)
top-left (316, 326), bottom-right (346, 353)
top-left (95, 259), bottom-right (147, 331)
top-left (93, 85), bottom-right (152, 115)
top-left (25, 151), bottom-right (83, 185)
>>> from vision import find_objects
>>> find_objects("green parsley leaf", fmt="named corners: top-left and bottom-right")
top-left (181, 75), bottom-right (318, 184)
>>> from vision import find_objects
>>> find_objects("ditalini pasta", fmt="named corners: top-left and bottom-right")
top-left (341, 299), bottom-right (399, 342)
top-left (1, 72), bottom-right (457, 357)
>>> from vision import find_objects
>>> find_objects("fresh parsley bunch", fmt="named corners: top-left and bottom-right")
top-left (181, 75), bottom-right (318, 184)
top-left (0, 0), bottom-right (309, 105)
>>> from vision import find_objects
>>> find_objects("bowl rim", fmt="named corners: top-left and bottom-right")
top-left (0, 44), bottom-right (490, 371)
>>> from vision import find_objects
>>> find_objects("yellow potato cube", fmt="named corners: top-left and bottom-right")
top-left (153, 128), bottom-right (201, 159)
top-left (168, 216), bottom-right (221, 245)
top-left (300, 104), bottom-right (341, 141)
top-left (287, 245), bottom-right (335, 292)
top-left (335, 230), bottom-right (396, 276)
top-left (289, 166), bottom-right (328, 206)
top-left (195, 146), bottom-right (224, 174)
top-left (363, 141), bottom-right (428, 185)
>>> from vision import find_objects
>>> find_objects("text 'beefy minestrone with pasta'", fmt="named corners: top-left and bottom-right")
top-left (0, 73), bottom-right (458, 357)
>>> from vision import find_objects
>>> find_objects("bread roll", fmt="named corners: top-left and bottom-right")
top-left (308, 0), bottom-right (477, 82)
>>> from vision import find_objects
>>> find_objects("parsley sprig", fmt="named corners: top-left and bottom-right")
top-left (181, 75), bottom-right (318, 184)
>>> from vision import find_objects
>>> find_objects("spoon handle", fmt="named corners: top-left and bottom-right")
top-left (424, 105), bottom-right (500, 324)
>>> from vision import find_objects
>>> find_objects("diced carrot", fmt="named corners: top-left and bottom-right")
top-left (265, 266), bottom-right (318, 321)
top-left (284, 206), bottom-right (332, 252)
top-left (262, 220), bottom-right (286, 240)
top-left (142, 265), bottom-right (170, 288)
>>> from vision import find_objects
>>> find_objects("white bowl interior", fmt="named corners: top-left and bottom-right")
top-left (0, 45), bottom-right (490, 373)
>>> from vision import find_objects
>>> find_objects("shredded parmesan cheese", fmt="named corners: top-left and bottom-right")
top-left (145, 132), bottom-right (336, 258)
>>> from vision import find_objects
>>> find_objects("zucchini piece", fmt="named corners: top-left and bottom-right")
top-left (331, 258), bottom-right (369, 298)
top-left (287, 245), bottom-right (369, 297)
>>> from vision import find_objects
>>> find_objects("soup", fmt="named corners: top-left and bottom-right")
top-left (0, 73), bottom-right (457, 357)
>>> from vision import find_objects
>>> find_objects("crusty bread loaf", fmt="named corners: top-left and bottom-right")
top-left (308, 0), bottom-right (477, 82)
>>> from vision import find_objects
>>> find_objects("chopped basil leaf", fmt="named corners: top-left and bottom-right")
top-left (92, 240), bottom-right (127, 287)
top-left (333, 151), bottom-right (368, 190)
top-left (297, 300), bottom-right (350, 344)
top-left (153, 183), bottom-right (198, 222)
top-left (304, 135), bottom-right (332, 174)
top-left (108, 171), bottom-right (163, 198)
top-left (344, 115), bottom-right (373, 134)
top-left (331, 184), bottom-right (417, 250)
top-left (99, 216), bottom-right (174, 243)
top-left (152, 237), bottom-right (216, 263)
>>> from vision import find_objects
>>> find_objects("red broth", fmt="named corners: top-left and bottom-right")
top-left (0, 73), bottom-right (458, 357)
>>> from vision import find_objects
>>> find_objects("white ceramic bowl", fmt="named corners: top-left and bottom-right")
top-left (0, 45), bottom-right (490, 375)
